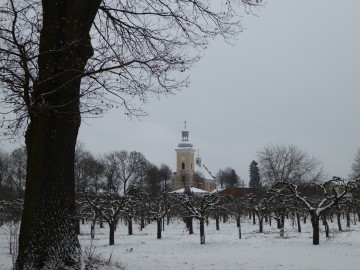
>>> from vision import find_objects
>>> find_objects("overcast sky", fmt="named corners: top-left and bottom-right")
top-left (2, 0), bottom-right (360, 184)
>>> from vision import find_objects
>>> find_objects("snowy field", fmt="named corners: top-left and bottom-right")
top-left (1, 218), bottom-right (360, 270)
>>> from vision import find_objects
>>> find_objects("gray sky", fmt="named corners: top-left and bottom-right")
top-left (3, 0), bottom-right (360, 184)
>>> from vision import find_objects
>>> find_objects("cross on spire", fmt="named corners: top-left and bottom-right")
top-left (184, 120), bottom-right (187, 130)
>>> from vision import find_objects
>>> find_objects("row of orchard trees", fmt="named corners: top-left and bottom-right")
top-left (71, 177), bottom-right (360, 246)
top-left (1, 177), bottom-right (359, 250)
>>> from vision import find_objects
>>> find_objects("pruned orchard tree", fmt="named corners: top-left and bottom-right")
top-left (0, 0), bottom-right (263, 268)
top-left (82, 190), bottom-right (131, 246)
top-left (133, 188), bottom-right (173, 239)
top-left (174, 192), bottom-right (221, 244)
top-left (273, 177), bottom-right (356, 245)
top-left (227, 194), bottom-right (253, 239)
top-left (257, 144), bottom-right (325, 187)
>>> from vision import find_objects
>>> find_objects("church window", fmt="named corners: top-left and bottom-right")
top-left (182, 162), bottom-right (185, 169)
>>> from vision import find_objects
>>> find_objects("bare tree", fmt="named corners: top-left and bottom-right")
top-left (144, 164), bottom-right (161, 197)
top-left (350, 148), bottom-right (360, 180)
top-left (216, 167), bottom-right (240, 188)
top-left (257, 144), bottom-right (325, 187)
top-left (74, 142), bottom-right (90, 194)
top-left (0, 0), bottom-right (263, 267)
top-left (0, 149), bottom-right (11, 199)
top-left (159, 164), bottom-right (172, 191)
top-left (7, 147), bottom-right (27, 198)
top-left (101, 151), bottom-right (122, 194)
top-left (116, 150), bottom-right (150, 194)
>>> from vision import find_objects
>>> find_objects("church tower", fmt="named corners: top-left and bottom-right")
top-left (172, 121), bottom-right (216, 192)
top-left (173, 121), bottom-right (196, 190)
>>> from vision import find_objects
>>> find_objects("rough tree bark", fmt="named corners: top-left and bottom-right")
top-left (310, 210), bottom-right (320, 245)
top-left (16, 1), bottom-right (101, 268)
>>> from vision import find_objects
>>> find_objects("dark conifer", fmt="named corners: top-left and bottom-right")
top-left (249, 160), bottom-right (261, 188)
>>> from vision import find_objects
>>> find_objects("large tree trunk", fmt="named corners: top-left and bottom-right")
top-left (17, 109), bottom-right (82, 269)
top-left (16, 1), bottom-right (101, 269)
top-left (311, 211), bottom-right (320, 245)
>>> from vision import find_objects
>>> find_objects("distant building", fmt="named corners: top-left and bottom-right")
top-left (172, 123), bottom-right (216, 192)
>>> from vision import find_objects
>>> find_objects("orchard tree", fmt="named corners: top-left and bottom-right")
top-left (175, 192), bottom-right (221, 244)
top-left (273, 178), bottom-right (356, 245)
top-left (0, 0), bottom-right (263, 268)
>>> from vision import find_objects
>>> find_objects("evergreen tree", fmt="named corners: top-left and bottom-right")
top-left (249, 160), bottom-right (261, 188)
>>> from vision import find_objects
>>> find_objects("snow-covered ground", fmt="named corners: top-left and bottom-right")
top-left (1, 217), bottom-right (360, 269)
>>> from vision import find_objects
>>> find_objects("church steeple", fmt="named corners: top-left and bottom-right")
top-left (174, 121), bottom-right (195, 189)
top-left (196, 150), bottom-right (201, 167)
top-left (178, 120), bottom-right (193, 148)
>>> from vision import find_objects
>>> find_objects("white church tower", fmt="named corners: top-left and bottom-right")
top-left (172, 121), bottom-right (216, 191)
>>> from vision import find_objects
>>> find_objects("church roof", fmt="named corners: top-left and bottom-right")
top-left (195, 163), bottom-right (215, 181)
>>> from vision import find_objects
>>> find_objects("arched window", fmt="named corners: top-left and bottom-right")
top-left (182, 162), bottom-right (185, 170)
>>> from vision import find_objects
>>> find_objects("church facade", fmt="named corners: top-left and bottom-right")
top-left (172, 125), bottom-right (216, 192)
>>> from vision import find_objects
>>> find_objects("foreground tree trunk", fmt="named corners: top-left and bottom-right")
top-left (16, 1), bottom-right (101, 268)
top-left (310, 211), bottom-right (320, 245)
top-left (17, 109), bottom-right (82, 269)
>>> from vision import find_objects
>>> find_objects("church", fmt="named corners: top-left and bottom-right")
top-left (172, 123), bottom-right (216, 192)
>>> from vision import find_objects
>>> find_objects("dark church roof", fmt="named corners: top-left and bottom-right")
top-left (218, 187), bottom-right (266, 197)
